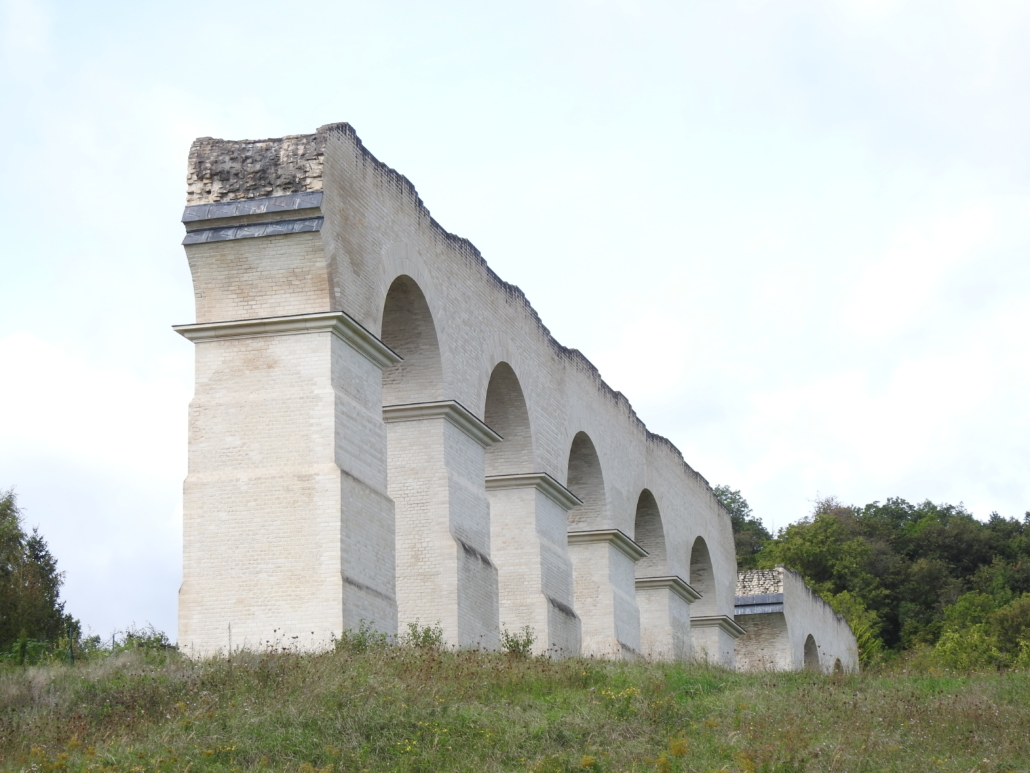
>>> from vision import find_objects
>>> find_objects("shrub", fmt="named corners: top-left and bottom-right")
top-left (334, 619), bottom-right (390, 653)
top-left (500, 625), bottom-right (536, 657)
top-left (988, 593), bottom-right (1030, 656)
top-left (932, 624), bottom-right (1002, 670)
top-left (403, 620), bottom-right (443, 649)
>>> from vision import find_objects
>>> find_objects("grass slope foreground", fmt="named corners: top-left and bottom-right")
top-left (1, 636), bottom-right (1028, 773)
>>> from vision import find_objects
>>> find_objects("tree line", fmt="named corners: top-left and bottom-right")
top-left (717, 485), bottom-right (1030, 667)
top-left (0, 489), bottom-right (79, 657)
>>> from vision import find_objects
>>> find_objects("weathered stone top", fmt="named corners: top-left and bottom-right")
top-left (187, 131), bottom-right (327, 204)
top-left (736, 568), bottom-right (783, 596)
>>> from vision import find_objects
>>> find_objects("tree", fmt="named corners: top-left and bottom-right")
top-left (0, 489), bottom-right (77, 649)
top-left (713, 485), bottom-right (772, 570)
top-left (756, 495), bottom-right (1030, 654)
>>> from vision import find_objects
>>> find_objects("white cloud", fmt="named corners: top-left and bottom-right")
top-left (843, 205), bottom-right (996, 339)
top-left (0, 332), bottom-right (190, 477)
top-left (0, 0), bottom-right (52, 78)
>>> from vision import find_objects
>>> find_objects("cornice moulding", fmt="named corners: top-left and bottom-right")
top-left (382, 401), bottom-right (502, 448)
top-left (567, 529), bottom-right (648, 562)
top-left (635, 575), bottom-right (702, 603)
top-left (172, 311), bottom-right (401, 369)
top-left (484, 473), bottom-right (582, 510)
top-left (691, 614), bottom-right (747, 639)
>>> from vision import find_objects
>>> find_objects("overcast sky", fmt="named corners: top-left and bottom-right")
top-left (2, 0), bottom-right (1028, 641)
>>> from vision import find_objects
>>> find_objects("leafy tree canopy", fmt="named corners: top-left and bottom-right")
top-left (753, 495), bottom-right (1030, 657)
top-left (0, 489), bottom-right (78, 649)
top-left (713, 485), bottom-right (771, 570)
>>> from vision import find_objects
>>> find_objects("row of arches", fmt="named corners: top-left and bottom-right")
top-left (379, 275), bottom-right (720, 653)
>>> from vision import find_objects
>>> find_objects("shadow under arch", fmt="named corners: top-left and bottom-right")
top-left (689, 537), bottom-right (717, 616)
top-left (633, 490), bottom-right (667, 577)
top-left (804, 634), bottom-right (820, 671)
top-left (633, 489), bottom-right (692, 660)
top-left (833, 657), bottom-right (844, 674)
top-left (380, 274), bottom-right (499, 649)
top-left (484, 362), bottom-right (534, 475)
top-left (380, 275), bottom-right (443, 404)
top-left (566, 432), bottom-right (607, 531)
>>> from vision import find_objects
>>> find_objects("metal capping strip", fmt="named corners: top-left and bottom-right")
top-left (181, 191), bottom-right (324, 222)
top-left (734, 603), bottom-right (785, 616)
top-left (734, 592), bottom-right (785, 606)
top-left (182, 217), bottom-right (324, 245)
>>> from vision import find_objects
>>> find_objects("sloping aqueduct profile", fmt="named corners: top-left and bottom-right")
top-left (174, 122), bottom-right (857, 671)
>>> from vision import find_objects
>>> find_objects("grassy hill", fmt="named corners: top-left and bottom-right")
top-left (1, 636), bottom-right (1028, 773)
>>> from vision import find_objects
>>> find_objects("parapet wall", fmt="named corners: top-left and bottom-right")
top-left (734, 566), bottom-right (859, 672)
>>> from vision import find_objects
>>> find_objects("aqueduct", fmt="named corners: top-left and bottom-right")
top-left (174, 122), bottom-right (856, 670)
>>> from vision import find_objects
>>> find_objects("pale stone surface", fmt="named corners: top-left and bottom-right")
top-left (734, 566), bottom-right (859, 673)
top-left (176, 122), bottom-right (854, 669)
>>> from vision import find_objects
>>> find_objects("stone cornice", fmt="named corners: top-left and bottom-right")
top-left (382, 401), bottom-right (502, 448)
top-left (691, 614), bottom-right (747, 639)
top-left (484, 473), bottom-right (582, 510)
top-left (635, 575), bottom-right (702, 603)
top-left (567, 529), bottom-right (648, 562)
top-left (173, 311), bottom-right (401, 369)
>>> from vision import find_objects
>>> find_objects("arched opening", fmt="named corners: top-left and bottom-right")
top-left (833, 658), bottom-right (844, 675)
top-left (804, 634), bottom-right (819, 671)
top-left (566, 432), bottom-right (607, 530)
top-left (380, 275), bottom-right (443, 405)
top-left (633, 490), bottom-right (666, 577)
top-left (484, 363), bottom-right (533, 475)
top-left (689, 537), bottom-right (717, 616)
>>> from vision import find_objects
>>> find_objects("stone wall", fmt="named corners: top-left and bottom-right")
top-left (734, 567), bottom-right (859, 672)
top-left (175, 122), bottom-right (830, 668)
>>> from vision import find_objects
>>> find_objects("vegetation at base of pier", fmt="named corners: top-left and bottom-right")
top-left (1, 635), bottom-right (1029, 773)
top-left (717, 487), bottom-right (1030, 669)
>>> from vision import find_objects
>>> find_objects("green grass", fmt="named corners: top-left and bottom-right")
top-left (1, 640), bottom-right (1028, 773)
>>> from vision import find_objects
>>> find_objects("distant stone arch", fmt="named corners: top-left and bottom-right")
top-left (381, 275), bottom-right (443, 404)
top-left (689, 537), bottom-right (717, 616)
top-left (633, 490), bottom-right (666, 577)
top-left (833, 658), bottom-right (844, 674)
top-left (566, 432), bottom-right (607, 531)
top-left (484, 362), bottom-right (534, 475)
top-left (804, 634), bottom-right (819, 671)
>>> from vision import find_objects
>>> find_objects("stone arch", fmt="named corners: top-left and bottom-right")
top-left (380, 275), bottom-right (443, 405)
top-left (484, 362), bottom-right (534, 476)
top-left (804, 634), bottom-right (819, 671)
top-left (633, 490), bottom-right (667, 577)
top-left (689, 537), bottom-right (717, 615)
top-left (833, 657), bottom-right (844, 674)
top-left (566, 432), bottom-right (607, 531)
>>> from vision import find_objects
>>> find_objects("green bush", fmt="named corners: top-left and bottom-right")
top-left (932, 625), bottom-right (1002, 670)
top-left (402, 619), bottom-right (443, 649)
top-left (500, 625), bottom-right (536, 658)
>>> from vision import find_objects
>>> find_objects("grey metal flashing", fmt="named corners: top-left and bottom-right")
top-left (182, 191), bottom-right (324, 222)
top-left (734, 603), bottom-right (785, 615)
top-left (182, 216), bottom-right (324, 245)
top-left (735, 593), bottom-right (784, 606)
